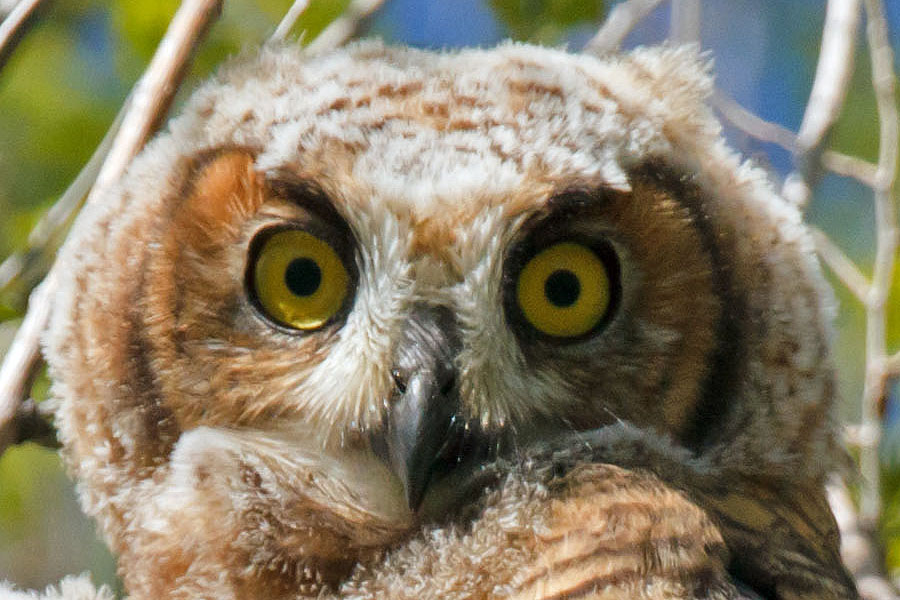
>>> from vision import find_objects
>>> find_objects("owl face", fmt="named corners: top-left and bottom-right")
top-left (44, 41), bottom-right (840, 596)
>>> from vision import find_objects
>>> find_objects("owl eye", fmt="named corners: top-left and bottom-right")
top-left (514, 241), bottom-right (619, 338)
top-left (250, 229), bottom-right (350, 330)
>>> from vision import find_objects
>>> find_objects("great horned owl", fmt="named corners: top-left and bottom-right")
top-left (26, 41), bottom-right (856, 599)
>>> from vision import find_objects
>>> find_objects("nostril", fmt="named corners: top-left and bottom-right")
top-left (391, 368), bottom-right (408, 393)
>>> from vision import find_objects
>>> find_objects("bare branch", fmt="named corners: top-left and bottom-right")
top-left (270, 0), bottom-right (311, 43)
top-left (886, 350), bottom-right (900, 376)
top-left (711, 90), bottom-right (799, 151)
top-left (781, 0), bottom-right (862, 209)
top-left (304, 0), bottom-right (386, 55)
top-left (828, 479), bottom-right (900, 600)
top-left (822, 151), bottom-right (880, 187)
top-left (863, 2), bottom-right (899, 195)
top-left (810, 227), bottom-right (871, 301)
top-left (0, 277), bottom-right (51, 455)
top-left (796, 0), bottom-right (861, 152)
top-left (844, 423), bottom-right (881, 448)
top-left (0, 0), bottom-right (47, 73)
top-left (0, 105), bottom-right (127, 295)
top-left (0, 0), bottom-right (223, 458)
top-left (712, 89), bottom-right (882, 190)
top-left (93, 0), bottom-right (222, 196)
top-left (858, 0), bottom-right (899, 527)
top-left (0, 0), bottom-right (18, 19)
top-left (669, 0), bottom-right (700, 44)
top-left (583, 0), bottom-right (666, 55)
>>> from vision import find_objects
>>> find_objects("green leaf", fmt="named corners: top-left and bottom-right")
top-left (489, 0), bottom-right (604, 42)
top-left (0, 303), bottom-right (19, 322)
top-left (887, 252), bottom-right (900, 354)
top-left (0, 445), bottom-right (62, 541)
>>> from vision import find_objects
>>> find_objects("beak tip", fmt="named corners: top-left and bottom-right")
top-left (405, 482), bottom-right (426, 513)
top-left (396, 458), bottom-right (430, 512)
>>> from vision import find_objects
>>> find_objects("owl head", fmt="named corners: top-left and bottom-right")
top-left (43, 41), bottom-right (841, 597)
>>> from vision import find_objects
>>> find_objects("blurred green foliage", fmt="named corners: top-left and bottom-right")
top-left (489, 0), bottom-right (603, 42)
top-left (0, 0), bottom-right (898, 593)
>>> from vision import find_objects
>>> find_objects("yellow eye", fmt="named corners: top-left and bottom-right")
top-left (515, 242), bottom-right (613, 338)
top-left (251, 230), bottom-right (350, 330)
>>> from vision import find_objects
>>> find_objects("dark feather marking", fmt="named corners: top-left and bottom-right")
top-left (627, 161), bottom-right (748, 452)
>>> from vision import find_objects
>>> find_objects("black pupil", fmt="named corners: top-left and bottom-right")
top-left (285, 258), bottom-right (322, 297)
top-left (544, 269), bottom-right (581, 308)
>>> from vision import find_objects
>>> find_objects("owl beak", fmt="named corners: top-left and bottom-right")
top-left (378, 305), bottom-right (462, 512)
top-left (387, 369), bottom-right (459, 511)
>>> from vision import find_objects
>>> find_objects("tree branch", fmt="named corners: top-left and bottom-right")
top-left (886, 350), bottom-right (900, 376)
top-left (783, 0), bottom-right (861, 209)
top-left (0, 105), bottom-right (127, 297)
top-left (0, 0), bottom-right (48, 74)
top-left (583, 0), bottom-right (666, 55)
top-left (0, 279), bottom-right (50, 454)
top-left (829, 479), bottom-right (900, 600)
top-left (270, 0), bottom-right (311, 42)
top-left (811, 227), bottom-right (871, 301)
top-left (711, 90), bottom-right (800, 151)
top-left (669, 0), bottom-right (700, 44)
top-left (92, 0), bottom-right (222, 196)
top-left (796, 0), bottom-right (862, 153)
top-left (0, 0), bottom-right (224, 457)
top-left (858, 0), bottom-right (899, 527)
top-left (713, 89), bottom-right (881, 188)
top-left (822, 151), bottom-right (880, 188)
top-left (304, 0), bottom-right (385, 55)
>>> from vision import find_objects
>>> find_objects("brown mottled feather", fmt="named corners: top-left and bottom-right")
top-left (508, 465), bottom-right (737, 600)
top-left (339, 462), bottom-right (741, 600)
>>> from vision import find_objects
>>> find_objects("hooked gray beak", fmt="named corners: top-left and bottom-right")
top-left (377, 304), bottom-right (461, 511)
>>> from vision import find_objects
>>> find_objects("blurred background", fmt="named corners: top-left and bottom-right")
top-left (0, 0), bottom-right (898, 594)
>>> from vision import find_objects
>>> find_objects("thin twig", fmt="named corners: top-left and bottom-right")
top-left (583, 0), bottom-right (666, 55)
top-left (304, 0), bottom-right (385, 55)
top-left (712, 90), bottom-right (881, 188)
top-left (783, 0), bottom-right (861, 209)
top-left (92, 0), bottom-right (222, 196)
top-left (822, 151), bottom-right (880, 187)
top-left (885, 350), bottom-right (900, 376)
top-left (0, 105), bottom-right (127, 295)
top-left (858, 0), bottom-right (899, 528)
top-left (711, 90), bottom-right (799, 151)
top-left (796, 0), bottom-right (862, 152)
top-left (0, 0), bottom-right (223, 456)
top-left (669, 0), bottom-right (700, 44)
top-left (811, 227), bottom-right (871, 301)
top-left (0, 0), bottom-right (47, 73)
top-left (0, 278), bottom-right (51, 455)
top-left (712, 90), bottom-right (810, 218)
top-left (844, 423), bottom-right (881, 448)
top-left (270, 0), bottom-right (311, 42)
top-left (828, 479), bottom-right (900, 600)
top-left (0, 0), bottom-right (16, 19)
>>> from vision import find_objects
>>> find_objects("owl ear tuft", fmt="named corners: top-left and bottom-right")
top-left (615, 45), bottom-right (721, 158)
top-left (624, 44), bottom-right (714, 104)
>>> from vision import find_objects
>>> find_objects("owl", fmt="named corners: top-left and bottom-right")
top-left (23, 40), bottom-right (857, 599)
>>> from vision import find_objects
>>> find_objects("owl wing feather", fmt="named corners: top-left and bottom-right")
top-left (343, 461), bottom-right (745, 600)
top-left (698, 478), bottom-right (856, 600)
top-left (504, 463), bottom-right (740, 600)
top-left (516, 426), bottom-right (858, 600)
